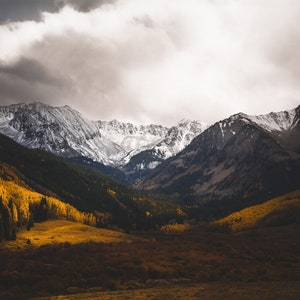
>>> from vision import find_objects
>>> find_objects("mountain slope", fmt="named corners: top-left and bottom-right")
top-left (135, 106), bottom-right (300, 210)
top-left (0, 162), bottom-right (97, 241)
top-left (0, 132), bottom-right (130, 212)
top-left (212, 190), bottom-right (300, 232)
top-left (0, 133), bottom-right (184, 231)
top-left (0, 102), bottom-right (125, 165)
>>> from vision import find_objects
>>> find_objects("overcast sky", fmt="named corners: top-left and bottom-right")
top-left (0, 0), bottom-right (299, 125)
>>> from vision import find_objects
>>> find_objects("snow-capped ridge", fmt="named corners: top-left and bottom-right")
top-left (244, 110), bottom-right (296, 132)
top-left (1, 102), bottom-right (297, 176)
top-left (0, 102), bottom-right (206, 169)
top-left (0, 102), bottom-right (125, 165)
top-left (224, 108), bottom-right (297, 132)
top-left (152, 119), bottom-right (207, 160)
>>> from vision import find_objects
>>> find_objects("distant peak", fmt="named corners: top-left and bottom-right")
top-left (226, 112), bottom-right (251, 123)
top-left (109, 119), bottom-right (122, 126)
top-left (29, 101), bottom-right (49, 107)
top-left (231, 112), bottom-right (249, 119)
top-left (227, 108), bottom-right (297, 132)
top-left (238, 112), bottom-right (248, 118)
top-left (178, 118), bottom-right (191, 125)
top-left (178, 119), bottom-right (204, 126)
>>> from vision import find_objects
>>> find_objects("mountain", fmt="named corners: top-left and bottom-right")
top-left (0, 102), bottom-right (125, 165)
top-left (96, 119), bottom-right (169, 165)
top-left (0, 102), bottom-right (206, 180)
top-left (121, 119), bottom-right (207, 182)
top-left (135, 106), bottom-right (300, 214)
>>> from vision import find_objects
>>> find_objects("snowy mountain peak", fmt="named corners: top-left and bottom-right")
top-left (178, 118), bottom-right (206, 129)
top-left (232, 112), bottom-right (248, 120)
top-left (0, 102), bottom-right (125, 165)
top-left (178, 118), bottom-right (191, 126)
top-left (226, 108), bottom-right (297, 132)
top-left (96, 119), bottom-right (207, 166)
top-left (0, 103), bottom-right (206, 170)
top-left (246, 109), bottom-right (296, 132)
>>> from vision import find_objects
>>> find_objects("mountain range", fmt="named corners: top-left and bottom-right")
top-left (0, 101), bottom-right (300, 216)
top-left (0, 102), bottom-right (206, 182)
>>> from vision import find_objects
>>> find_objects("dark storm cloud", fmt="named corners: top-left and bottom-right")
top-left (0, 28), bottom-right (146, 120)
top-left (58, 0), bottom-right (116, 12)
top-left (0, 71), bottom-right (66, 105)
top-left (0, 0), bottom-right (57, 23)
top-left (0, 0), bottom-right (115, 24)
top-left (0, 57), bottom-right (65, 87)
top-left (0, 56), bottom-right (71, 106)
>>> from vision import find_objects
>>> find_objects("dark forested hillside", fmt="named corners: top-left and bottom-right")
top-left (0, 134), bottom-right (182, 235)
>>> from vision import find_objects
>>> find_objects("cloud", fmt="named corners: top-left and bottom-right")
top-left (0, 0), bottom-right (115, 23)
top-left (57, 0), bottom-right (116, 12)
top-left (0, 57), bottom-right (65, 86)
top-left (0, 56), bottom-right (70, 105)
top-left (0, 0), bottom-right (299, 125)
top-left (0, 0), bottom-right (57, 23)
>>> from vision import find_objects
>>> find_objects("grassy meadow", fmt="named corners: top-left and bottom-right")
top-left (1, 219), bottom-right (300, 299)
top-left (2, 220), bottom-right (138, 250)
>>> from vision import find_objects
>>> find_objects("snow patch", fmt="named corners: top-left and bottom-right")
top-left (148, 161), bottom-right (161, 169)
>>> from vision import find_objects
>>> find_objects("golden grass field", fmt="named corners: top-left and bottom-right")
top-left (213, 190), bottom-right (300, 232)
top-left (2, 219), bottom-right (137, 249)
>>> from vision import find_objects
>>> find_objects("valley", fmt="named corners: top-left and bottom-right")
top-left (1, 221), bottom-right (300, 299)
top-left (0, 102), bottom-right (300, 299)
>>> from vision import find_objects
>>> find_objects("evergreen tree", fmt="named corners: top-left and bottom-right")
top-left (36, 197), bottom-right (48, 221)
top-left (8, 199), bottom-right (17, 240)
top-left (0, 197), bottom-right (15, 240)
